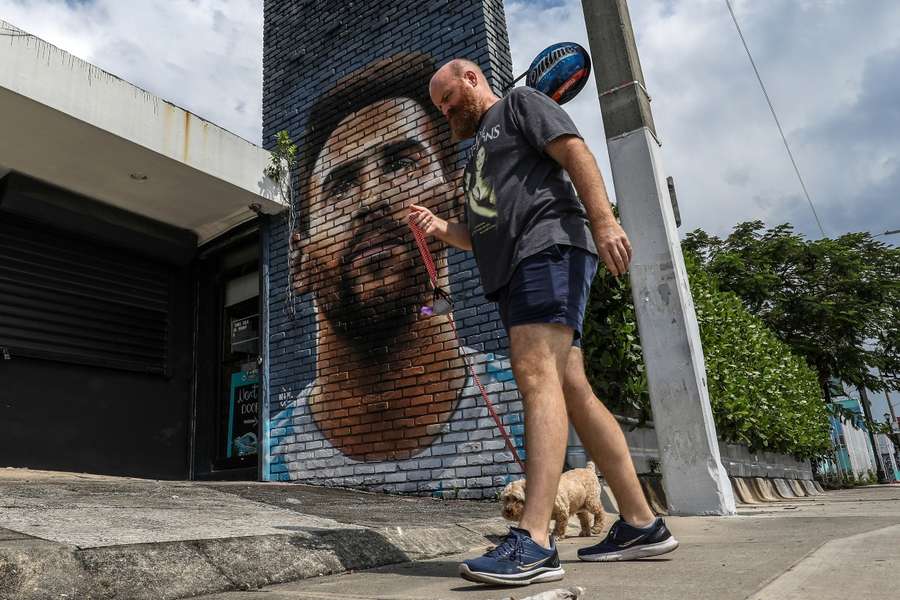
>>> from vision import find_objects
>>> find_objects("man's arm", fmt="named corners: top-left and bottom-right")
top-left (408, 204), bottom-right (473, 251)
top-left (545, 135), bottom-right (632, 276)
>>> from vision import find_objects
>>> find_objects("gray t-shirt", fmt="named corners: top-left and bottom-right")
top-left (462, 87), bottom-right (598, 298)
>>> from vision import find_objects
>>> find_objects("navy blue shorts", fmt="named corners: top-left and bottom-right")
top-left (490, 245), bottom-right (598, 347)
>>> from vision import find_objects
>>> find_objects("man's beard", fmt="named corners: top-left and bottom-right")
top-left (449, 93), bottom-right (482, 140)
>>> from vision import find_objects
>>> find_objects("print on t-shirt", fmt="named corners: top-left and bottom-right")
top-left (465, 145), bottom-right (497, 233)
top-left (461, 88), bottom-right (596, 297)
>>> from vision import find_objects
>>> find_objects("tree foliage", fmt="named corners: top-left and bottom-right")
top-left (686, 256), bottom-right (831, 457)
top-left (581, 250), bottom-right (831, 458)
top-left (581, 269), bottom-right (648, 422)
top-left (683, 222), bottom-right (900, 399)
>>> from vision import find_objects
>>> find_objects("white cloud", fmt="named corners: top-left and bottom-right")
top-left (504, 0), bottom-right (615, 203)
top-left (3, 0), bottom-right (899, 241)
top-left (507, 0), bottom-right (900, 241)
top-left (0, 0), bottom-right (263, 143)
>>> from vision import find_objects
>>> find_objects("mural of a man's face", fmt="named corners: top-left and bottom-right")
top-left (301, 97), bottom-right (446, 339)
top-left (294, 92), bottom-right (461, 462)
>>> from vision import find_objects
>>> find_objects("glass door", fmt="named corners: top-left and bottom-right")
top-left (213, 249), bottom-right (260, 472)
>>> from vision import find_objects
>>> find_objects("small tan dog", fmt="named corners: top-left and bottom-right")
top-left (499, 461), bottom-right (606, 539)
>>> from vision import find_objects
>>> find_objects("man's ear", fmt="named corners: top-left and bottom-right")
top-left (289, 231), bottom-right (311, 294)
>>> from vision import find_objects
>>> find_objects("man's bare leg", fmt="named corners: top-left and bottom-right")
top-left (562, 347), bottom-right (656, 527)
top-left (508, 322), bottom-right (573, 548)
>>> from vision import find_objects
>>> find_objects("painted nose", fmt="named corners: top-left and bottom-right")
top-left (356, 162), bottom-right (386, 208)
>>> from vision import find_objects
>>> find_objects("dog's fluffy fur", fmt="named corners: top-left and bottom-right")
top-left (499, 461), bottom-right (606, 539)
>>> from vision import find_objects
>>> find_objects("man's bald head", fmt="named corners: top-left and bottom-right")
top-left (429, 58), bottom-right (500, 141)
top-left (436, 58), bottom-right (484, 81)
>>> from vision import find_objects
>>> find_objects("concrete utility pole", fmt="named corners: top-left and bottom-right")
top-left (857, 386), bottom-right (887, 482)
top-left (886, 391), bottom-right (899, 430)
top-left (581, 0), bottom-right (736, 515)
top-left (885, 385), bottom-right (900, 458)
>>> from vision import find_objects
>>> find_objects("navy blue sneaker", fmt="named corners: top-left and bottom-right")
top-left (578, 517), bottom-right (678, 562)
top-left (459, 527), bottom-right (565, 586)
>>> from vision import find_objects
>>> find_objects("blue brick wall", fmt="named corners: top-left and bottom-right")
top-left (261, 0), bottom-right (522, 499)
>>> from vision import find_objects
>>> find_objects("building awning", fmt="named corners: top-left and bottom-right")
top-left (0, 20), bottom-right (287, 245)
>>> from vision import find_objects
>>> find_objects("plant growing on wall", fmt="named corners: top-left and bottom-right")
top-left (265, 130), bottom-right (299, 318)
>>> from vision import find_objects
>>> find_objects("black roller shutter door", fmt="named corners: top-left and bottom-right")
top-left (0, 216), bottom-right (171, 375)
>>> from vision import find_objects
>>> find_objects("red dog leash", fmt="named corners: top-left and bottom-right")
top-left (408, 216), bottom-right (526, 472)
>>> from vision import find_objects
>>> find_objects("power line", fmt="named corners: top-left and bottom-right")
top-left (723, 0), bottom-right (827, 238)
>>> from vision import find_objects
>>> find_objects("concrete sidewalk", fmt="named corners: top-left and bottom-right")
top-left (197, 485), bottom-right (900, 600)
top-left (0, 468), bottom-right (506, 600)
top-left (1, 468), bottom-right (898, 600)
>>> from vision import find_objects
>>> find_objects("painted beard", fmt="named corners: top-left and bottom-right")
top-left (322, 237), bottom-right (430, 345)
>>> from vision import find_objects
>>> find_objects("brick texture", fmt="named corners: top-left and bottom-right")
top-left (262, 0), bottom-right (522, 499)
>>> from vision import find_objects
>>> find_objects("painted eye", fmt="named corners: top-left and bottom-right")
top-left (387, 157), bottom-right (417, 173)
top-left (331, 179), bottom-right (355, 196)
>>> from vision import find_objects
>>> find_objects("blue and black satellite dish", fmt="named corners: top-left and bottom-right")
top-left (511, 42), bottom-right (592, 105)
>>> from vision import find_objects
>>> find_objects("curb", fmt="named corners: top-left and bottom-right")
top-left (0, 519), bottom-right (508, 600)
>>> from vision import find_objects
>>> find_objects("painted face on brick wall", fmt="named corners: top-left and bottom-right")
top-left (294, 95), bottom-right (462, 462)
top-left (302, 97), bottom-right (447, 337)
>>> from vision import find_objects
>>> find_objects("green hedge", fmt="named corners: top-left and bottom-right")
top-left (581, 253), bottom-right (832, 459)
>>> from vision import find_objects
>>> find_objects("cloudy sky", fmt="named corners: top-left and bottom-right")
top-left (2, 1), bottom-right (898, 417)
top-left (3, 0), bottom-right (897, 242)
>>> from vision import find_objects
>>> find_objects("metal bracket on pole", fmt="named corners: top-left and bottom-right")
top-left (598, 79), bottom-right (651, 101)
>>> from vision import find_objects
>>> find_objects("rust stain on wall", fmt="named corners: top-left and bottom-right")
top-left (183, 111), bottom-right (191, 163)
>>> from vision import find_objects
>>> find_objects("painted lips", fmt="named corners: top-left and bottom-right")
top-left (348, 234), bottom-right (404, 265)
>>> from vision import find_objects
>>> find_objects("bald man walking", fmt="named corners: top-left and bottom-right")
top-left (409, 59), bottom-right (678, 586)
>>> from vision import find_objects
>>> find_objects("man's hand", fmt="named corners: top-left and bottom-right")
top-left (408, 204), bottom-right (445, 236)
top-left (407, 205), bottom-right (473, 251)
top-left (593, 220), bottom-right (632, 277)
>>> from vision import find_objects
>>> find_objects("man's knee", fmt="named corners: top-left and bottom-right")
top-left (563, 381), bottom-right (593, 411)
top-left (514, 360), bottom-right (562, 397)
top-left (562, 350), bottom-right (593, 404)
top-left (509, 323), bottom-right (572, 382)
